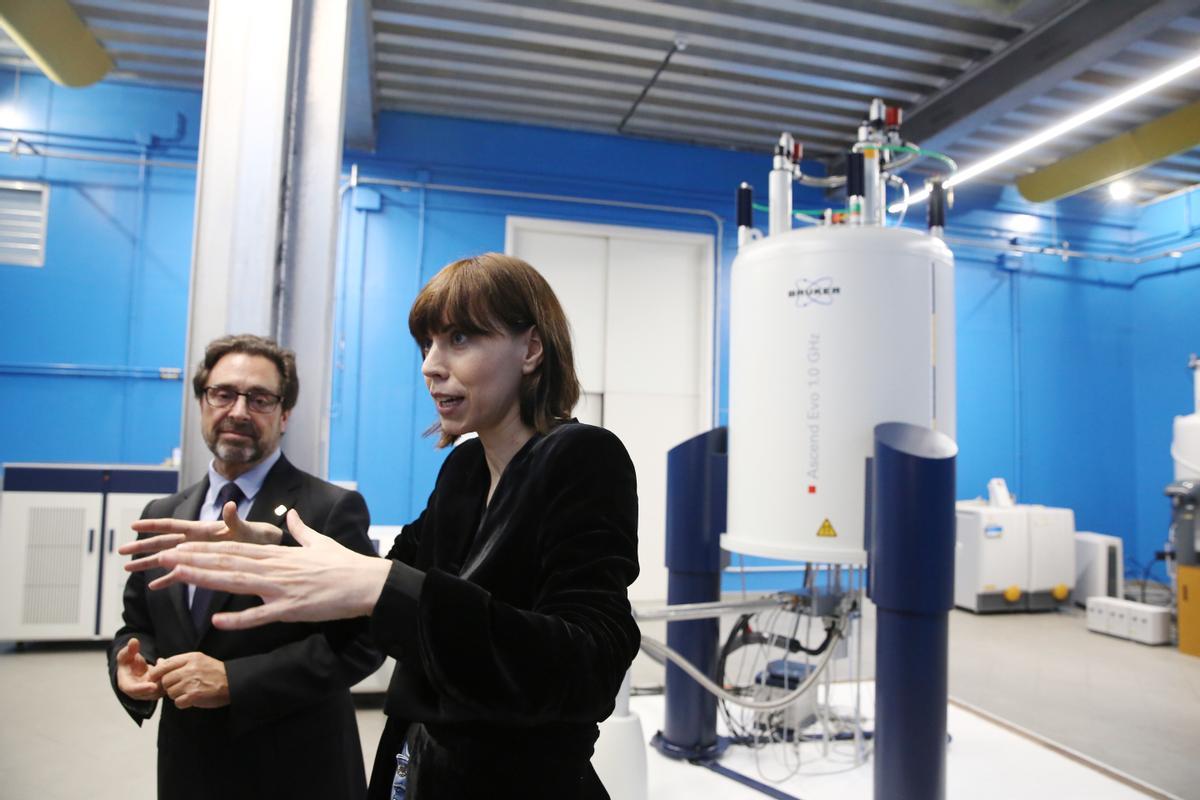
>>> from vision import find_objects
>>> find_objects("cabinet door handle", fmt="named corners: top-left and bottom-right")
top-left (88, 529), bottom-right (95, 553)
top-left (108, 529), bottom-right (115, 553)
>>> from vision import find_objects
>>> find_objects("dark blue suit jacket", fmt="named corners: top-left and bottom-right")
top-left (108, 454), bottom-right (383, 800)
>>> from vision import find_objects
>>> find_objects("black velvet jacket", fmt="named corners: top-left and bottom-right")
top-left (366, 422), bottom-right (640, 800)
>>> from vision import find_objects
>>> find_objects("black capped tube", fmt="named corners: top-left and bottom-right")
top-left (846, 152), bottom-right (865, 199)
top-left (736, 182), bottom-right (753, 230)
top-left (927, 179), bottom-right (946, 230)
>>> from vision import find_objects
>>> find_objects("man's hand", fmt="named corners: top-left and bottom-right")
top-left (115, 637), bottom-right (162, 702)
top-left (122, 500), bottom-right (284, 566)
top-left (146, 652), bottom-right (231, 709)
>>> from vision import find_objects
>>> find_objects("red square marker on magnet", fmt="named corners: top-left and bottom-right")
top-left (808, 485), bottom-right (816, 494)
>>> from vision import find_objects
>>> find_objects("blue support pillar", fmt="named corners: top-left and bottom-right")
top-left (652, 427), bottom-right (728, 759)
top-left (868, 422), bottom-right (957, 800)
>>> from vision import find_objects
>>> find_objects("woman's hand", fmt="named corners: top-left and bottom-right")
top-left (146, 509), bottom-right (391, 629)
top-left (121, 500), bottom-right (283, 564)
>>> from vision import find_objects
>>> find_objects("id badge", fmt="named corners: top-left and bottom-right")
top-left (391, 742), bottom-right (410, 800)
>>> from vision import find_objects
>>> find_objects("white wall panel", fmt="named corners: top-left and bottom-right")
top-left (604, 392), bottom-right (699, 602)
top-left (508, 216), bottom-right (713, 602)
top-left (511, 229), bottom-right (609, 393)
top-left (605, 237), bottom-right (705, 398)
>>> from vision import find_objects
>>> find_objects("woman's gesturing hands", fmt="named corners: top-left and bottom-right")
top-left (136, 509), bottom-right (391, 629)
top-left (121, 499), bottom-right (284, 559)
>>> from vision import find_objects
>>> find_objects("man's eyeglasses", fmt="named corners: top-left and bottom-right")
top-left (203, 385), bottom-right (283, 413)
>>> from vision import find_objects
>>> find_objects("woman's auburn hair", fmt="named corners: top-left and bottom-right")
top-left (408, 252), bottom-right (582, 448)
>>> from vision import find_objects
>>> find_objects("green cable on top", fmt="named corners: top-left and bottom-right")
top-left (751, 202), bottom-right (827, 218)
top-left (865, 143), bottom-right (959, 172)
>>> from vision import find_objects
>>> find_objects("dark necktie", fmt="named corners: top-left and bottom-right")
top-left (191, 481), bottom-right (245, 629)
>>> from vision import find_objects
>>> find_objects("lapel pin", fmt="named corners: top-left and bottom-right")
top-left (274, 504), bottom-right (288, 517)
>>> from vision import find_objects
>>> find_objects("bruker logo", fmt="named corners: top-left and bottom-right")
top-left (788, 277), bottom-right (841, 307)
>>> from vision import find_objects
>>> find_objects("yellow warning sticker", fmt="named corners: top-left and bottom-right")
top-left (817, 518), bottom-right (837, 538)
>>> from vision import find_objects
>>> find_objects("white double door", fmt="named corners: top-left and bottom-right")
top-left (507, 217), bottom-right (714, 602)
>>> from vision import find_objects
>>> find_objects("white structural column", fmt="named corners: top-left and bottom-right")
top-left (276, 0), bottom-right (353, 481)
top-left (180, 0), bottom-right (352, 485)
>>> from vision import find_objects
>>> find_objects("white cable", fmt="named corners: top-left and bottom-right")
top-left (895, 178), bottom-right (909, 228)
top-left (639, 620), bottom-right (845, 711)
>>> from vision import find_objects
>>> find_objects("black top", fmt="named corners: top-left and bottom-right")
top-left (367, 422), bottom-right (641, 800)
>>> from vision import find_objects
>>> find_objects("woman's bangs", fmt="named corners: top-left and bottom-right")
top-left (408, 262), bottom-right (500, 342)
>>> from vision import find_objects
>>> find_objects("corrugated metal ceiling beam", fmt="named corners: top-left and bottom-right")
top-left (378, 102), bottom-right (670, 148)
top-left (374, 21), bottom-right (902, 106)
top-left (379, 75), bottom-right (631, 114)
top-left (636, 92), bottom-right (858, 137)
top-left (1141, 161), bottom-right (1200, 182)
top-left (374, 1), bottom-right (955, 88)
top-left (1147, 23), bottom-right (1200, 50)
top-left (627, 107), bottom-right (848, 149)
top-left (107, 49), bottom-right (203, 69)
top-left (377, 68), bottom-right (638, 105)
top-left (498, 0), bottom-right (991, 62)
top-left (621, 116), bottom-right (841, 153)
top-left (798, 0), bottom-right (1025, 40)
top-left (472, 0), bottom-right (979, 71)
top-left (377, 92), bottom-right (620, 127)
top-left (644, 0), bottom-right (1001, 57)
top-left (379, 87), bottom-right (622, 123)
top-left (375, 44), bottom-right (869, 122)
top-left (111, 60), bottom-right (203, 81)
top-left (106, 67), bottom-right (203, 87)
top-left (345, 0), bottom-right (377, 151)
top-left (86, 0), bottom-right (208, 11)
top-left (73, 4), bottom-right (207, 33)
top-left (1069, 67), bottom-right (1200, 105)
top-left (648, 83), bottom-right (862, 125)
top-left (87, 26), bottom-right (207, 53)
top-left (904, 0), bottom-right (1200, 148)
top-left (374, 47), bottom-right (649, 90)
top-left (377, 87), bottom-right (849, 154)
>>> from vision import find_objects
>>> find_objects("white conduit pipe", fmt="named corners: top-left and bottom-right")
top-left (638, 620), bottom-right (845, 712)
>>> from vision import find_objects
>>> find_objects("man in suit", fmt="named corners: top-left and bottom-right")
top-left (108, 334), bottom-right (383, 800)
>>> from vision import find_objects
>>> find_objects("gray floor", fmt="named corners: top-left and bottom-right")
top-left (0, 641), bottom-right (387, 800)
top-left (633, 595), bottom-right (1200, 800)
top-left (2, 599), bottom-right (1198, 799)
top-left (946, 603), bottom-right (1200, 800)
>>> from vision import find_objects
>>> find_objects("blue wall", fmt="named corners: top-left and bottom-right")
top-left (3, 75), bottom-right (1197, 587)
top-left (1130, 188), bottom-right (1200, 573)
top-left (0, 73), bottom-right (200, 467)
top-left (943, 185), bottom-right (1139, 539)
top-left (941, 182), bottom-right (1200, 578)
top-left (328, 112), bottom-right (1187, 590)
top-left (330, 112), bottom-right (827, 534)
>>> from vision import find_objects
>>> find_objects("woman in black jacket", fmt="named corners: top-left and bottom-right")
top-left (136, 253), bottom-right (641, 799)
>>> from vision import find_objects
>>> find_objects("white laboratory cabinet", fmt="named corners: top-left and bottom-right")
top-left (0, 463), bottom-right (177, 641)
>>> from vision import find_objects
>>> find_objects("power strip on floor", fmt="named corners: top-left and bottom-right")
top-left (1085, 596), bottom-right (1171, 645)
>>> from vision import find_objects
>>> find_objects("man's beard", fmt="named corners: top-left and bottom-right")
top-left (205, 422), bottom-right (262, 465)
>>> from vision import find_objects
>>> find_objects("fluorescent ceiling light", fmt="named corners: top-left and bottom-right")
top-left (1010, 213), bottom-right (1040, 233)
top-left (892, 48), bottom-right (1200, 212)
top-left (1108, 179), bottom-right (1133, 200)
